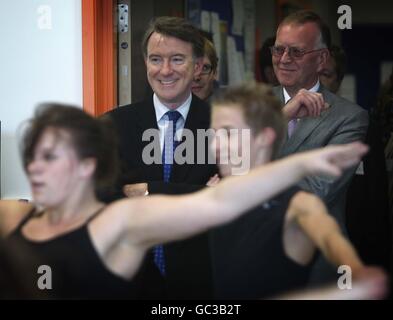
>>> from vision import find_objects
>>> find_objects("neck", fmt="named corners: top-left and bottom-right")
top-left (156, 92), bottom-right (191, 110)
top-left (45, 186), bottom-right (103, 225)
top-left (165, 104), bottom-right (182, 110)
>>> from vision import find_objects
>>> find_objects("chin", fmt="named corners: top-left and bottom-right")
top-left (32, 198), bottom-right (45, 208)
top-left (33, 194), bottom-right (54, 208)
top-left (278, 77), bottom-right (295, 87)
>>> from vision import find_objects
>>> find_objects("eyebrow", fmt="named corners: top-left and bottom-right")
top-left (148, 53), bottom-right (187, 58)
top-left (275, 44), bottom-right (306, 50)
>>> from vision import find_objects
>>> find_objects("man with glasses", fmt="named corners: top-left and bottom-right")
top-left (271, 10), bottom-right (369, 284)
top-left (192, 37), bottom-right (219, 102)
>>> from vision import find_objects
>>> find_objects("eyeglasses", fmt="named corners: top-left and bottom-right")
top-left (200, 64), bottom-right (213, 75)
top-left (270, 45), bottom-right (324, 59)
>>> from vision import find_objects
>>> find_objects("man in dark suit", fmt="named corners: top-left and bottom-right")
top-left (109, 94), bottom-right (215, 195)
top-left (270, 11), bottom-right (369, 284)
top-left (106, 17), bottom-right (217, 299)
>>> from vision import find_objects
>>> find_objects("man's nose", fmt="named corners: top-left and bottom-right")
top-left (280, 48), bottom-right (293, 63)
top-left (160, 60), bottom-right (173, 75)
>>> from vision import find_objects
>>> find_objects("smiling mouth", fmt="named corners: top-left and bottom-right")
top-left (278, 68), bottom-right (296, 73)
top-left (159, 80), bottom-right (177, 86)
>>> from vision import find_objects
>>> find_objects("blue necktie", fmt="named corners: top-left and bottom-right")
top-left (154, 110), bottom-right (182, 275)
top-left (162, 111), bottom-right (182, 183)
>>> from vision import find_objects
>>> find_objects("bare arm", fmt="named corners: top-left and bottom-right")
top-left (286, 191), bottom-right (363, 272)
top-left (110, 142), bottom-right (368, 249)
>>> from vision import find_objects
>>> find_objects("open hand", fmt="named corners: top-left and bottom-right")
top-left (300, 142), bottom-right (369, 177)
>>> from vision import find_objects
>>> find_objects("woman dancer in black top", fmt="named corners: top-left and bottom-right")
top-left (0, 102), bottom-right (367, 298)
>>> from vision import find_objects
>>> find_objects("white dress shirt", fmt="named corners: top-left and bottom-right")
top-left (283, 80), bottom-right (321, 103)
top-left (153, 93), bottom-right (192, 152)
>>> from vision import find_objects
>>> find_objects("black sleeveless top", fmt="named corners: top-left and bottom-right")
top-left (6, 208), bottom-right (165, 299)
top-left (210, 186), bottom-right (315, 299)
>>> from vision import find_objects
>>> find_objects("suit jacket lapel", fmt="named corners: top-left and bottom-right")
top-left (135, 98), bottom-right (163, 180)
top-left (282, 112), bottom-right (328, 153)
top-left (173, 95), bottom-right (210, 182)
top-left (278, 85), bottom-right (332, 154)
top-left (273, 85), bottom-right (285, 105)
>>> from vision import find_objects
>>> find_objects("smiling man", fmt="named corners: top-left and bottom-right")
top-left (107, 17), bottom-right (217, 197)
top-left (271, 11), bottom-right (369, 285)
top-left (105, 16), bottom-right (218, 299)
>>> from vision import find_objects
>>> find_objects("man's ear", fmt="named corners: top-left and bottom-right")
top-left (255, 127), bottom-right (277, 149)
top-left (317, 49), bottom-right (329, 73)
top-left (79, 158), bottom-right (97, 179)
top-left (194, 57), bottom-right (203, 77)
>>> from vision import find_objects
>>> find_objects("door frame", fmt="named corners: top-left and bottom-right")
top-left (82, 0), bottom-right (117, 116)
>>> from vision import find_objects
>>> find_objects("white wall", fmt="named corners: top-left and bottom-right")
top-left (0, 0), bottom-right (82, 199)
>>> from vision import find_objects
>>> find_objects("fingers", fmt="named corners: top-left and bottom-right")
top-left (304, 142), bottom-right (368, 177)
top-left (206, 174), bottom-right (220, 187)
top-left (322, 142), bottom-right (369, 173)
top-left (351, 267), bottom-right (388, 300)
top-left (330, 142), bottom-right (369, 166)
top-left (292, 90), bottom-right (327, 118)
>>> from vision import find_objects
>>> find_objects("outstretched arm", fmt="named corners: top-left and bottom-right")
top-left (110, 142), bottom-right (368, 249)
top-left (284, 191), bottom-right (364, 273)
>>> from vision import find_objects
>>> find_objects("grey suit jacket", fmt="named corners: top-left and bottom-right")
top-left (273, 85), bottom-right (369, 228)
